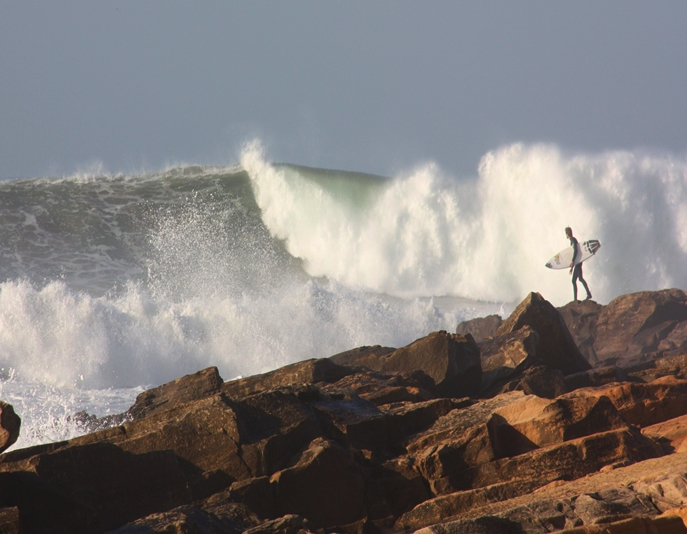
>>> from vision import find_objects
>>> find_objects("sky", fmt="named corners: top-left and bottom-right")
top-left (1, 1), bottom-right (686, 180)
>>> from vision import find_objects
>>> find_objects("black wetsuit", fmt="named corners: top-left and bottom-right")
top-left (570, 236), bottom-right (591, 301)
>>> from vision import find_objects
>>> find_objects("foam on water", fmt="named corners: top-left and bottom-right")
top-left (242, 140), bottom-right (687, 306)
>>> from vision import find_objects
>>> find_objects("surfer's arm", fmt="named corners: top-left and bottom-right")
top-left (569, 238), bottom-right (578, 271)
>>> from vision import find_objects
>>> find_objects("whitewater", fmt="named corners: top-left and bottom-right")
top-left (1, 141), bottom-right (686, 450)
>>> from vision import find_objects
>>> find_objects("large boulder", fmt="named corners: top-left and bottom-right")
top-left (497, 365), bottom-right (567, 399)
top-left (478, 327), bottom-right (540, 394)
top-left (128, 366), bottom-right (223, 420)
top-left (592, 289), bottom-right (687, 367)
top-left (569, 377), bottom-right (687, 428)
top-left (456, 315), bottom-right (503, 342)
top-left (495, 292), bottom-right (591, 376)
top-left (487, 393), bottom-right (628, 458)
top-left (0, 445), bottom-right (190, 533)
top-left (558, 299), bottom-right (604, 366)
top-left (349, 331), bottom-right (482, 398)
top-left (269, 438), bottom-right (367, 529)
top-left (222, 359), bottom-right (353, 399)
top-left (0, 402), bottom-right (20, 454)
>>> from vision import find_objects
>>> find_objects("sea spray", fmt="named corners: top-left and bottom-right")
top-left (242, 141), bottom-right (687, 306)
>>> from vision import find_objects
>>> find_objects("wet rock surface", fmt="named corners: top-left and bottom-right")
top-left (1, 289), bottom-right (687, 533)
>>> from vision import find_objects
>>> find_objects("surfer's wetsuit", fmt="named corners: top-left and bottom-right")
top-left (570, 237), bottom-right (592, 301)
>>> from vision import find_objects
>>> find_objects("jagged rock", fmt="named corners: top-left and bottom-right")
top-left (0, 402), bottom-right (20, 455)
top-left (569, 377), bottom-right (687, 428)
top-left (347, 331), bottom-right (482, 398)
top-left (228, 385), bottom-right (323, 478)
top-left (269, 438), bottom-right (367, 529)
top-left (625, 353), bottom-right (687, 383)
top-left (497, 366), bottom-right (567, 399)
top-left (456, 314), bottom-right (503, 342)
top-left (479, 327), bottom-right (540, 393)
top-left (330, 345), bottom-right (396, 365)
top-left (558, 300), bottom-right (604, 366)
top-left (564, 366), bottom-right (628, 392)
top-left (69, 394), bottom-right (251, 500)
top-left (593, 289), bottom-right (687, 368)
top-left (222, 358), bottom-right (353, 399)
top-left (0, 445), bottom-right (190, 533)
top-left (495, 292), bottom-right (591, 376)
top-left (128, 366), bottom-right (224, 420)
top-left (321, 369), bottom-right (437, 406)
top-left (106, 499), bottom-right (260, 534)
top-left (642, 414), bottom-right (687, 454)
top-left (398, 427), bottom-right (662, 531)
top-left (487, 393), bottom-right (628, 458)
top-left (243, 514), bottom-right (317, 534)
top-left (310, 392), bottom-right (387, 453)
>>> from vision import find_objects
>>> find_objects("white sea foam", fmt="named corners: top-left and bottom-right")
top-left (242, 140), bottom-right (687, 306)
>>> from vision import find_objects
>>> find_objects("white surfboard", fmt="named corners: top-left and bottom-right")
top-left (545, 239), bottom-right (601, 270)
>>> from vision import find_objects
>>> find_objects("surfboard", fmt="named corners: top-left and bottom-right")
top-left (545, 239), bottom-right (601, 270)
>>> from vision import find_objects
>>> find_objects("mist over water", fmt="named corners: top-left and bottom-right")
top-left (1, 140), bottom-right (686, 449)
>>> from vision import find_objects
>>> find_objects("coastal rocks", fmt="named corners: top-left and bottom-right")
top-left (479, 326), bottom-right (540, 394)
top-left (0, 402), bottom-right (20, 455)
top-left (560, 288), bottom-right (687, 368)
top-left (7, 289), bottom-right (687, 533)
top-left (222, 358), bottom-right (353, 399)
top-left (487, 393), bottom-right (628, 458)
top-left (128, 366), bottom-right (223, 420)
top-left (495, 292), bottom-right (591, 376)
top-left (269, 438), bottom-right (367, 529)
top-left (456, 314), bottom-right (503, 342)
top-left (340, 331), bottom-right (482, 398)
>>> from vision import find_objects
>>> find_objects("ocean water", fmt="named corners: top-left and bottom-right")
top-left (1, 140), bottom-right (686, 450)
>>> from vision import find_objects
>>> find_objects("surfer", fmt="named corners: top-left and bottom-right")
top-left (565, 227), bottom-right (592, 301)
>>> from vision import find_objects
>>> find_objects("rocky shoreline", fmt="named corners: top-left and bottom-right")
top-left (2, 289), bottom-right (687, 533)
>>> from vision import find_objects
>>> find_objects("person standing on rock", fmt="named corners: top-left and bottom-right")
top-left (565, 227), bottom-right (592, 302)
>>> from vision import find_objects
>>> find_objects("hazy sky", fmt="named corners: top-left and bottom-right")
top-left (2, 1), bottom-right (686, 180)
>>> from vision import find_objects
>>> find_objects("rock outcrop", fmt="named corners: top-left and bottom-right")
top-left (2, 288), bottom-right (687, 533)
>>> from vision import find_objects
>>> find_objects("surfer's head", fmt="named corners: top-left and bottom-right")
top-left (565, 227), bottom-right (573, 238)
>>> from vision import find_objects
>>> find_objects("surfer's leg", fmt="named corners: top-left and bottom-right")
top-left (578, 265), bottom-right (592, 299)
top-left (571, 270), bottom-right (579, 301)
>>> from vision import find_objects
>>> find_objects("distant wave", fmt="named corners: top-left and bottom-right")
top-left (242, 140), bottom-right (687, 306)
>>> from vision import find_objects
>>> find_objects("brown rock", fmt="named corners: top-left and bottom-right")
top-left (625, 353), bottom-right (687, 383)
top-left (321, 369), bottom-right (437, 406)
top-left (642, 414), bottom-right (687, 454)
top-left (479, 327), bottom-right (540, 393)
top-left (352, 331), bottom-right (482, 398)
top-left (243, 514), bottom-right (317, 534)
top-left (0, 444), bottom-right (190, 533)
top-left (222, 358), bottom-right (353, 399)
top-left (487, 393), bottom-right (628, 458)
top-left (593, 289), bottom-right (687, 367)
top-left (269, 438), bottom-right (366, 529)
top-left (128, 366), bottom-right (224, 420)
top-left (570, 377), bottom-right (687, 428)
top-left (497, 365), bottom-right (567, 399)
top-left (330, 345), bottom-right (396, 366)
top-left (565, 366), bottom-right (628, 392)
top-left (558, 299), bottom-right (604, 366)
top-left (399, 427), bottom-right (663, 531)
top-left (0, 402), bottom-right (20, 455)
top-left (229, 386), bottom-right (323, 478)
top-left (456, 314), bottom-right (503, 342)
top-left (495, 292), bottom-right (591, 376)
